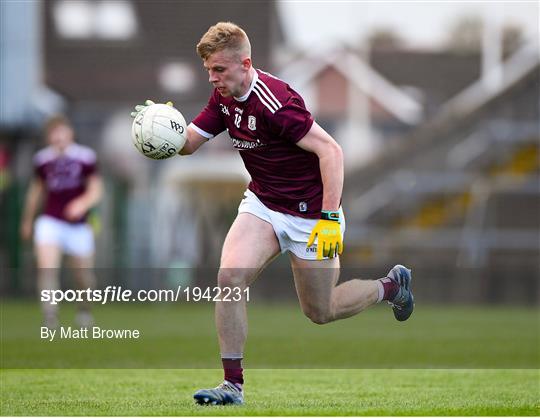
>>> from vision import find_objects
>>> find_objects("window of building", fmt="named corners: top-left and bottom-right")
top-left (53, 0), bottom-right (137, 40)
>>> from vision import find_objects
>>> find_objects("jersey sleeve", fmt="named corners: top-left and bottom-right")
top-left (82, 150), bottom-right (98, 177)
top-left (190, 90), bottom-right (226, 139)
top-left (266, 97), bottom-right (314, 144)
top-left (33, 154), bottom-right (46, 180)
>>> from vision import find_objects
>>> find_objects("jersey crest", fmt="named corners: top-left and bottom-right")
top-left (248, 115), bottom-right (256, 131)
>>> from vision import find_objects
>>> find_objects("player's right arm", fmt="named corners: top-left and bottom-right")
top-left (20, 177), bottom-right (44, 240)
top-left (178, 126), bottom-right (209, 155)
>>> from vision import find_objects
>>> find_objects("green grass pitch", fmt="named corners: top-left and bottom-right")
top-left (1, 301), bottom-right (539, 415)
top-left (2, 369), bottom-right (538, 416)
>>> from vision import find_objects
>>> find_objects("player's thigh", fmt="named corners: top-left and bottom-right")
top-left (220, 212), bottom-right (280, 285)
top-left (34, 216), bottom-right (62, 269)
top-left (289, 252), bottom-right (340, 310)
top-left (35, 243), bottom-right (62, 269)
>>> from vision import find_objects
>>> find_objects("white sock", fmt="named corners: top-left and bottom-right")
top-left (220, 353), bottom-right (243, 360)
top-left (376, 279), bottom-right (385, 303)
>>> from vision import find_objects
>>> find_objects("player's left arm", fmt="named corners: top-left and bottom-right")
top-left (296, 122), bottom-right (344, 259)
top-left (64, 174), bottom-right (103, 222)
top-left (296, 122), bottom-right (344, 211)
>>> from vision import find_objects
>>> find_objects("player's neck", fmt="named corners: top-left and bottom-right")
top-left (51, 142), bottom-right (74, 155)
top-left (237, 67), bottom-right (256, 98)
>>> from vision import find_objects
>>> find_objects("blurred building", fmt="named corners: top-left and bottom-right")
top-left (44, 0), bottom-right (281, 117)
top-left (277, 47), bottom-right (517, 169)
top-left (276, 46), bottom-right (424, 167)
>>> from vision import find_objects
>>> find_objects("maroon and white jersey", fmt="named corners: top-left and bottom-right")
top-left (191, 69), bottom-right (323, 218)
top-left (33, 144), bottom-right (97, 223)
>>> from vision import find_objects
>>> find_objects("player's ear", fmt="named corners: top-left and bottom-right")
top-left (241, 57), bottom-right (251, 71)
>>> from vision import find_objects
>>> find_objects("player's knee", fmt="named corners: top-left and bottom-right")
top-left (217, 268), bottom-right (250, 289)
top-left (74, 270), bottom-right (96, 288)
top-left (303, 306), bottom-right (333, 325)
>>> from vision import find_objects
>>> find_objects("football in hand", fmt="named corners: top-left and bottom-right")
top-left (131, 103), bottom-right (187, 159)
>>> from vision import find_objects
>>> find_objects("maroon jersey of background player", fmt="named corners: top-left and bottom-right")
top-left (191, 69), bottom-right (323, 218)
top-left (33, 144), bottom-right (97, 223)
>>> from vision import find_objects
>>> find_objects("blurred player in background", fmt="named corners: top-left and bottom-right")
top-left (20, 115), bottom-right (103, 329)
top-left (132, 22), bottom-right (414, 406)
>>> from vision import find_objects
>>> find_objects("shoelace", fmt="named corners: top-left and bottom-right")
top-left (388, 301), bottom-right (403, 310)
top-left (217, 381), bottom-right (241, 393)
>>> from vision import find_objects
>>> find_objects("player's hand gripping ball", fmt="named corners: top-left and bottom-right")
top-left (131, 100), bottom-right (187, 159)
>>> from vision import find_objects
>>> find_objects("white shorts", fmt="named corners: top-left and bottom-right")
top-left (34, 215), bottom-right (95, 257)
top-left (238, 189), bottom-right (345, 260)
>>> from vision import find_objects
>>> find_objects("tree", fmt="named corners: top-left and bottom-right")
top-left (444, 15), bottom-right (524, 55)
top-left (367, 27), bottom-right (405, 50)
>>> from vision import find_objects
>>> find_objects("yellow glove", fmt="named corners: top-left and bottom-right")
top-left (307, 210), bottom-right (343, 260)
top-left (130, 99), bottom-right (174, 118)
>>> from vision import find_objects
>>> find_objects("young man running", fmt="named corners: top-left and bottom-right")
top-left (132, 21), bottom-right (414, 406)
